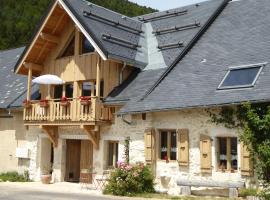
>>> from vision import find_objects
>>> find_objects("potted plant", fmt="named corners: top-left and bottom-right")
top-left (80, 96), bottom-right (91, 106)
top-left (40, 165), bottom-right (52, 184)
top-left (39, 100), bottom-right (49, 108)
top-left (60, 96), bottom-right (70, 107)
top-left (22, 100), bottom-right (32, 109)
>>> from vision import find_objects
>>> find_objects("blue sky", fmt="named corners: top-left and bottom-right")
top-left (129, 0), bottom-right (207, 11)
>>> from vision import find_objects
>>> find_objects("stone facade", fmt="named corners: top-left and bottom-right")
top-left (19, 107), bottom-right (254, 195)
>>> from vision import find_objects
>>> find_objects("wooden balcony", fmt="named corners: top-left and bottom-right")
top-left (23, 97), bottom-right (112, 125)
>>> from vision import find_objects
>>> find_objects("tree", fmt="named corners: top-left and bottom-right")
top-left (0, 0), bottom-right (156, 50)
top-left (209, 103), bottom-right (270, 199)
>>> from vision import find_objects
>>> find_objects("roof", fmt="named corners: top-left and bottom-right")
top-left (106, 0), bottom-right (229, 104)
top-left (118, 0), bottom-right (270, 114)
top-left (62, 0), bottom-right (146, 67)
top-left (0, 47), bottom-right (38, 109)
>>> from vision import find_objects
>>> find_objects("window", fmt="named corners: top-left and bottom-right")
top-left (65, 83), bottom-right (73, 98)
top-left (81, 34), bottom-right (95, 54)
top-left (82, 82), bottom-right (95, 97)
top-left (107, 141), bottom-right (118, 168)
top-left (54, 85), bottom-right (63, 99)
top-left (218, 64), bottom-right (264, 89)
top-left (100, 80), bottom-right (104, 97)
top-left (160, 130), bottom-right (177, 161)
top-left (60, 35), bottom-right (75, 58)
top-left (217, 137), bottom-right (238, 172)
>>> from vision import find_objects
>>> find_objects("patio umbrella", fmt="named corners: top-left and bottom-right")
top-left (32, 74), bottom-right (64, 85)
top-left (32, 75), bottom-right (65, 98)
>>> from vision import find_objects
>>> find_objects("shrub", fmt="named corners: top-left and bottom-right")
top-left (103, 162), bottom-right (155, 196)
top-left (0, 171), bottom-right (30, 182)
top-left (239, 188), bottom-right (258, 197)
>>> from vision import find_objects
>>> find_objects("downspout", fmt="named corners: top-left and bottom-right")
top-left (119, 62), bottom-right (127, 84)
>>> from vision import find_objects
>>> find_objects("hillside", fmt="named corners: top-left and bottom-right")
top-left (0, 0), bottom-right (156, 50)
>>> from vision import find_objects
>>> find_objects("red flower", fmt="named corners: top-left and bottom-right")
top-left (61, 96), bottom-right (68, 102)
top-left (80, 96), bottom-right (91, 101)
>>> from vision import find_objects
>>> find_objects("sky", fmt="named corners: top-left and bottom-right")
top-left (129, 0), bottom-right (208, 11)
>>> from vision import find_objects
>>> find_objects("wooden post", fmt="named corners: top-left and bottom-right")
top-left (75, 28), bottom-right (80, 56)
top-left (27, 67), bottom-right (32, 101)
top-left (96, 56), bottom-right (101, 98)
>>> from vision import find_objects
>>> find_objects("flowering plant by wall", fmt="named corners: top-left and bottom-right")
top-left (103, 162), bottom-right (155, 196)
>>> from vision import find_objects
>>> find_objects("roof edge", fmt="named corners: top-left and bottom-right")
top-left (14, 0), bottom-right (58, 74)
top-left (140, 0), bottom-right (231, 100)
top-left (60, 0), bottom-right (108, 60)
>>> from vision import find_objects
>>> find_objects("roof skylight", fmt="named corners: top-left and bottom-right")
top-left (218, 63), bottom-right (266, 90)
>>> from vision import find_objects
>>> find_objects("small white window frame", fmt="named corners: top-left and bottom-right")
top-left (217, 62), bottom-right (266, 90)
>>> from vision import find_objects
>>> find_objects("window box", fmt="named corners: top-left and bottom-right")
top-left (60, 97), bottom-right (70, 107)
top-left (80, 96), bottom-right (91, 106)
top-left (39, 100), bottom-right (49, 108)
top-left (23, 100), bottom-right (32, 109)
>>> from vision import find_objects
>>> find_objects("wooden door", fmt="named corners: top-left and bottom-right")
top-left (80, 140), bottom-right (93, 182)
top-left (65, 140), bottom-right (81, 182)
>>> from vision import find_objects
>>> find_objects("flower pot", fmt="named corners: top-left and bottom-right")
top-left (60, 101), bottom-right (70, 107)
top-left (40, 101), bottom-right (49, 108)
top-left (41, 174), bottom-right (52, 184)
top-left (80, 100), bottom-right (91, 106)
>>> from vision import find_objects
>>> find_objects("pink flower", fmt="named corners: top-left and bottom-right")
top-left (133, 172), bottom-right (139, 177)
top-left (125, 165), bottom-right (133, 171)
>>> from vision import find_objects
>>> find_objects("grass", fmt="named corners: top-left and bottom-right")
top-left (0, 172), bottom-right (30, 182)
top-left (134, 193), bottom-right (239, 200)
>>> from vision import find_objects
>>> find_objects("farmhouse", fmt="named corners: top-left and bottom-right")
top-left (11, 0), bottom-right (270, 195)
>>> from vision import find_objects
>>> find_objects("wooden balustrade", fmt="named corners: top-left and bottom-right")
top-left (23, 97), bottom-right (112, 123)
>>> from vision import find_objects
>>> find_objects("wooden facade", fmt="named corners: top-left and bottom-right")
top-left (16, 2), bottom-right (134, 149)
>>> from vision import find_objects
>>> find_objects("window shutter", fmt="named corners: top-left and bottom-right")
top-left (177, 129), bottom-right (189, 166)
top-left (144, 128), bottom-right (155, 164)
top-left (241, 143), bottom-right (253, 176)
top-left (200, 134), bottom-right (212, 173)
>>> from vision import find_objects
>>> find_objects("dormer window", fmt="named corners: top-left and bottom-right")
top-left (81, 35), bottom-right (95, 54)
top-left (218, 63), bottom-right (265, 90)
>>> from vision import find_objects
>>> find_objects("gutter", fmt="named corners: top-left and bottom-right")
top-left (141, 0), bottom-right (231, 100)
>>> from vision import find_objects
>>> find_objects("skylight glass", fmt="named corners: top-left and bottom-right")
top-left (218, 64), bottom-right (264, 89)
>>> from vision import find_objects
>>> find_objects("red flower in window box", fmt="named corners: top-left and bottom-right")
top-left (39, 100), bottom-right (49, 108)
top-left (79, 96), bottom-right (91, 106)
top-left (23, 100), bottom-right (32, 109)
top-left (60, 96), bottom-right (70, 106)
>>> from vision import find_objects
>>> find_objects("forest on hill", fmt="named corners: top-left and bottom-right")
top-left (0, 0), bottom-right (156, 50)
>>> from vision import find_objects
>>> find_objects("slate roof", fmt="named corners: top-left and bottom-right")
top-left (0, 47), bottom-right (38, 109)
top-left (118, 0), bottom-right (270, 114)
top-left (63, 0), bottom-right (146, 67)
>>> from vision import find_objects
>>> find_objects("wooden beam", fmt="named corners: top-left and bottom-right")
top-left (81, 125), bottom-right (99, 149)
top-left (40, 125), bottom-right (59, 147)
top-left (96, 56), bottom-right (101, 97)
top-left (24, 62), bottom-right (43, 72)
top-left (27, 66), bottom-right (32, 101)
top-left (40, 32), bottom-right (59, 44)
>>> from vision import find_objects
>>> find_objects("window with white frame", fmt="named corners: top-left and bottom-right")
top-left (217, 137), bottom-right (238, 172)
top-left (218, 63), bottom-right (265, 90)
top-left (160, 130), bottom-right (177, 161)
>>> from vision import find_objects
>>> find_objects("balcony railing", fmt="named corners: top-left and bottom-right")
top-left (23, 97), bottom-right (112, 124)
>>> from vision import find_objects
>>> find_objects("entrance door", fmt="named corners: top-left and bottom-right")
top-left (80, 140), bottom-right (93, 182)
top-left (65, 140), bottom-right (81, 182)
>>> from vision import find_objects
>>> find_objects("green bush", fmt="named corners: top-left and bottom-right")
top-left (103, 162), bottom-right (155, 196)
top-left (239, 188), bottom-right (258, 197)
top-left (0, 171), bottom-right (30, 182)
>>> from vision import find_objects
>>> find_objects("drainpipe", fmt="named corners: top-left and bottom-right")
top-left (121, 114), bottom-right (132, 125)
top-left (119, 62), bottom-right (127, 84)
